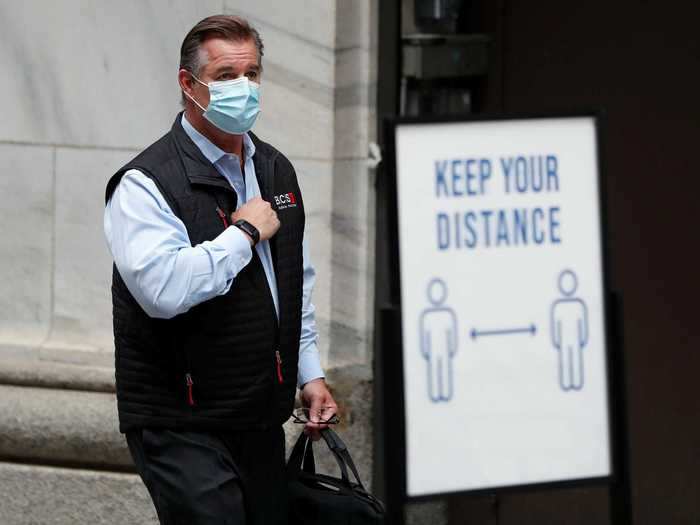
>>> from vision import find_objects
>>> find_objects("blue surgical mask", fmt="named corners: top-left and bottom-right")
top-left (186, 74), bottom-right (261, 135)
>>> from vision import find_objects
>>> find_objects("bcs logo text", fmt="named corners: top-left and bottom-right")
top-left (274, 192), bottom-right (297, 209)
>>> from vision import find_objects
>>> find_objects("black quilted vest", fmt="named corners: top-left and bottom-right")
top-left (105, 114), bottom-right (304, 433)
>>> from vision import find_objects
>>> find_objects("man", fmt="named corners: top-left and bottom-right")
top-left (550, 269), bottom-right (588, 391)
top-left (103, 15), bottom-right (337, 524)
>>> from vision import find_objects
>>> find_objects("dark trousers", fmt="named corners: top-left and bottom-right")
top-left (126, 426), bottom-right (288, 525)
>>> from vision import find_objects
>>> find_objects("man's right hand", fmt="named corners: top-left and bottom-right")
top-left (231, 197), bottom-right (280, 242)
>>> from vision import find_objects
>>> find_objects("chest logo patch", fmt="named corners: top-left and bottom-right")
top-left (273, 192), bottom-right (298, 210)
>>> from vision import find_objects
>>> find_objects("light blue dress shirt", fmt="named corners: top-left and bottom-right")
top-left (104, 114), bottom-right (324, 388)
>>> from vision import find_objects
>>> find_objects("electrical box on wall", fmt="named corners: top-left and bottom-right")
top-left (400, 0), bottom-right (491, 116)
top-left (403, 34), bottom-right (489, 79)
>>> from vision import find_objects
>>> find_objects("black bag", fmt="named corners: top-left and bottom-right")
top-left (287, 428), bottom-right (385, 525)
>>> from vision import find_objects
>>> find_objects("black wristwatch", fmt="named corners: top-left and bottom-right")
top-left (233, 219), bottom-right (260, 246)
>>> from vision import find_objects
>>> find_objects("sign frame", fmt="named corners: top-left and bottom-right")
top-left (380, 111), bottom-right (621, 503)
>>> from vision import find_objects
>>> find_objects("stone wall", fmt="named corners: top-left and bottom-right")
top-left (0, 1), bottom-right (377, 522)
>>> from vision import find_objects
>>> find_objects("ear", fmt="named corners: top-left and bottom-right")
top-left (178, 69), bottom-right (195, 100)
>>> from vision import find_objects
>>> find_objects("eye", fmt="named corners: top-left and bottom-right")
top-left (217, 73), bottom-right (233, 80)
top-left (246, 71), bottom-right (258, 80)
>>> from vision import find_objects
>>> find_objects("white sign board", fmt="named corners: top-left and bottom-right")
top-left (394, 116), bottom-right (611, 497)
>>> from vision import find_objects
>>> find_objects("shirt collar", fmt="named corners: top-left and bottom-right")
top-left (181, 113), bottom-right (256, 165)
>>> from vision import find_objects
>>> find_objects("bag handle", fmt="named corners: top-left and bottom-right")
top-left (322, 431), bottom-right (385, 513)
top-left (320, 428), bottom-right (367, 491)
top-left (288, 431), bottom-right (316, 475)
top-left (288, 430), bottom-right (356, 487)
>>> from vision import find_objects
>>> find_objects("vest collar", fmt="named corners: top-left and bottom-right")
top-left (170, 112), bottom-right (278, 201)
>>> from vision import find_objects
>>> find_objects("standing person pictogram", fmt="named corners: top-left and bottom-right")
top-left (420, 278), bottom-right (458, 402)
top-left (551, 269), bottom-right (589, 391)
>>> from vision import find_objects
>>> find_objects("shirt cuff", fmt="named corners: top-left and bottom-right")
top-left (297, 343), bottom-right (325, 389)
top-left (216, 224), bottom-right (253, 269)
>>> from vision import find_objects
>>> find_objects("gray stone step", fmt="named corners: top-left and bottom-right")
top-left (0, 461), bottom-right (157, 524)
top-left (0, 356), bottom-right (115, 393)
top-left (0, 364), bottom-right (379, 522)
top-left (0, 384), bottom-right (131, 470)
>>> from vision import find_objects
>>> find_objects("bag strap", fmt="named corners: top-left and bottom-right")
top-left (320, 428), bottom-right (366, 491)
top-left (288, 431), bottom-right (315, 475)
top-left (288, 430), bottom-right (352, 483)
top-left (288, 429), bottom-right (367, 491)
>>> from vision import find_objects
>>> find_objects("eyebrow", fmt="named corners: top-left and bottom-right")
top-left (213, 64), bottom-right (260, 75)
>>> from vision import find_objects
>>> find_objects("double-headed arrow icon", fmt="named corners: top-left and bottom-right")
top-left (470, 324), bottom-right (537, 340)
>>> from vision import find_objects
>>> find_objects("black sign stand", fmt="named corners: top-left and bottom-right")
top-left (607, 293), bottom-right (634, 525)
top-left (379, 306), bottom-right (406, 525)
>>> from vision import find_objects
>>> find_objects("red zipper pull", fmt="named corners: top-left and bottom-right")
top-left (185, 373), bottom-right (195, 406)
top-left (275, 351), bottom-right (284, 384)
top-left (216, 207), bottom-right (229, 228)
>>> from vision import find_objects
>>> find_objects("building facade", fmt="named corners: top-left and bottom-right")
top-left (0, 1), bottom-right (378, 522)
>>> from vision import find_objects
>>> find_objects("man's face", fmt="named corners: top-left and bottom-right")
top-left (190, 37), bottom-right (261, 108)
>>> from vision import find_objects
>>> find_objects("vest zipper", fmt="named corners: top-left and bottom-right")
top-left (216, 206), bottom-right (229, 228)
top-left (185, 373), bottom-right (195, 406)
top-left (275, 350), bottom-right (284, 384)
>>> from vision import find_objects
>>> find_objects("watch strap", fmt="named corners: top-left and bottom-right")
top-left (233, 219), bottom-right (260, 246)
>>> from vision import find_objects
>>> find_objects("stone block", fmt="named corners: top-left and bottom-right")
top-left (330, 160), bottom-right (375, 365)
top-left (331, 160), bottom-right (373, 238)
top-left (264, 62), bottom-right (334, 111)
top-left (291, 158), bottom-right (333, 219)
top-left (0, 385), bottom-right (131, 469)
top-left (0, 462), bottom-right (157, 524)
top-left (224, 0), bottom-right (336, 50)
top-left (336, 0), bottom-right (373, 50)
top-left (336, 46), bottom-right (376, 100)
top-left (255, 80), bottom-right (334, 161)
top-left (48, 147), bottom-right (135, 353)
top-left (37, 345), bottom-right (116, 368)
top-left (0, 144), bottom-right (53, 349)
top-left (224, 2), bottom-right (336, 162)
top-left (336, 45), bottom-right (371, 82)
top-left (0, 363), bottom-right (373, 521)
top-left (334, 104), bottom-right (372, 160)
top-left (0, 358), bottom-right (114, 393)
top-left (0, 0), bottom-right (221, 149)
top-left (236, 17), bottom-right (335, 91)
top-left (0, 363), bottom-right (372, 472)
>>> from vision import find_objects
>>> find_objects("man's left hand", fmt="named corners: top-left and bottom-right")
top-left (300, 378), bottom-right (337, 441)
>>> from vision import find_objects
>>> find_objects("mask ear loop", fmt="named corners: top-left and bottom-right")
top-left (184, 72), bottom-right (208, 112)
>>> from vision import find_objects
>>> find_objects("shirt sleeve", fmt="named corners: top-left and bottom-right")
top-left (104, 169), bottom-right (253, 319)
top-left (297, 237), bottom-right (325, 388)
